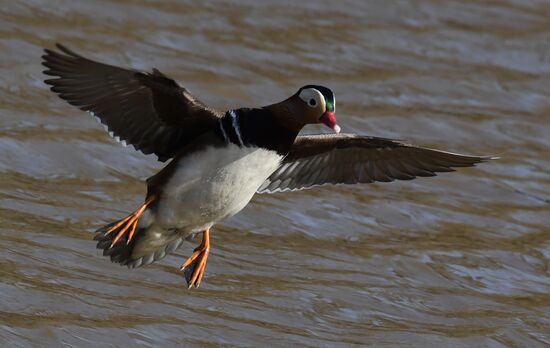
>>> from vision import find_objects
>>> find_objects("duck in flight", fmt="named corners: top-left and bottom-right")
top-left (42, 44), bottom-right (495, 288)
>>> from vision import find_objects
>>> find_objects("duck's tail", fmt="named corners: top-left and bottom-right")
top-left (93, 196), bottom-right (190, 268)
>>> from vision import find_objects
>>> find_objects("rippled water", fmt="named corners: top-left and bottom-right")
top-left (1, 1), bottom-right (549, 347)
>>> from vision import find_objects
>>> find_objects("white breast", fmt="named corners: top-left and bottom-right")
top-left (155, 144), bottom-right (283, 231)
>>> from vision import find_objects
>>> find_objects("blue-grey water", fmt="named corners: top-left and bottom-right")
top-left (1, 1), bottom-right (549, 347)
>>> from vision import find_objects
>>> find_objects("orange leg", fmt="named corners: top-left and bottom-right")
top-left (109, 195), bottom-right (155, 248)
top-left (180, 229), bottom-right (210, 288)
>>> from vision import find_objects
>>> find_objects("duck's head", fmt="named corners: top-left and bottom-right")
top-left (268, 85), bottom-right (340, 133)
top-left (296, 85), bottom-right (340, 133)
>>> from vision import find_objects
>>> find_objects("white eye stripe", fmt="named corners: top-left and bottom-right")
top-left (298, 88), bottom-right (326, 110)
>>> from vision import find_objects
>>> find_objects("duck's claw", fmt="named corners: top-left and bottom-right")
top-left (180, 229), bottom-right (210, 288)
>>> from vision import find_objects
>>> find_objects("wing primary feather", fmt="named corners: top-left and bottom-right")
top-left (258, 134), bottom-right (495, 193)
top-left (43, 44), bottom-right (221, 161)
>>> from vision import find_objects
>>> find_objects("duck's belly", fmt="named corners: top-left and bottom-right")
top-left (156, 144), bottom-right (283, 231)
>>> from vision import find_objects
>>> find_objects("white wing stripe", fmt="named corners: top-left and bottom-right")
top-left (219, 119), bottom-right (229, 143)
top-left (229, 110), bottom-right (244, 146)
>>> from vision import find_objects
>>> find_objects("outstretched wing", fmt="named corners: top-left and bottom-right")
top-left (42, 43), bottom-right (222, 161)
top-left (258, 134), bottom-right (495, 193)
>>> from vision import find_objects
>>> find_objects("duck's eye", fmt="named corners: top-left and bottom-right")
top-left (309, 98), bottom-right (317, 107)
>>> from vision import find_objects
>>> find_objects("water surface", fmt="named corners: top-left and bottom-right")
top-left (1, 1), bottom-right (549, 347)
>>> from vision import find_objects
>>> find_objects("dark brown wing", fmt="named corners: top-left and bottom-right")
top-left (42, 43), bottom-right (221, 161)
top-left (258, 134), bottom-right (496, 193)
